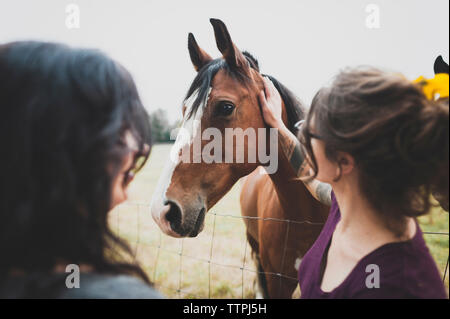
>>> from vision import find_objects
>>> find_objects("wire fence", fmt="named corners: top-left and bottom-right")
top-left (113, 200), bottom-right (449, 299)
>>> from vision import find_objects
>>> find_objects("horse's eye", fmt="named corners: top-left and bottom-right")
top-left (216, 102), bottom-right (235, 117)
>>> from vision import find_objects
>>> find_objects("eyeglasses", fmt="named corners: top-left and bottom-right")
top-left (293, 119), bottom-right (304, 131)
top-left (122, 145), bottom-right (149, 186)
top-left (294, 120), bottom-right (323, 140)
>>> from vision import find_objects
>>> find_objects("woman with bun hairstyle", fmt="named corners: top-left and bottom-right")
top-left (258, 59), bottom-right (448, 298)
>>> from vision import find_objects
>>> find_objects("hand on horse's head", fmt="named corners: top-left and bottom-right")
top-left (258, 77), bottom-right (285, 130)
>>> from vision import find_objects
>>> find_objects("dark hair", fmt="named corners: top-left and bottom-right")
top-left (300, 67), bottom-right (449, 235)
top-left (0, 42), bottom-right (152, 285)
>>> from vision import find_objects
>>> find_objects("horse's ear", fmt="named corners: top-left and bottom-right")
top-left (188, 33), bottom-right (213, 72)
top-left (434, 55), bottom-right (449, 75)
top-left (210, 18), bottom-right (249, 71)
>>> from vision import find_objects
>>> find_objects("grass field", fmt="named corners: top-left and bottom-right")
top-left (110, 144), bottom-right (449, 298)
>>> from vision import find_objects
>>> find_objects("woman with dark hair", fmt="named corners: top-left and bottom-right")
top-left (258, 65), bottom-right (448, 298)
top-left (0, 41), bottom-right (161, 298)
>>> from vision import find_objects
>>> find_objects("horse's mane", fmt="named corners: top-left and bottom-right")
top-left (185, 51), bottom-right (305, 133)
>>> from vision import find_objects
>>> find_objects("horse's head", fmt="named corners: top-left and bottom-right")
top-left (151, 19), bottom-right (303, 237)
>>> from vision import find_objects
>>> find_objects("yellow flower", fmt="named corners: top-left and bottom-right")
top-left (414, 73), bottom-right (449, 100)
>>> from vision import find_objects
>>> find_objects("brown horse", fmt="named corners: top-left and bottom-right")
top-left (150, 19), bottom-right (329, 298)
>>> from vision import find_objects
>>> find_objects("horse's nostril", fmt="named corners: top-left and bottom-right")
top-left (165, 201), bottom-right (182, 233)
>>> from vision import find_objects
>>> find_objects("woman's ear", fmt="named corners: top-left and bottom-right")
top-left (338, 152), bottom-right (355, 176)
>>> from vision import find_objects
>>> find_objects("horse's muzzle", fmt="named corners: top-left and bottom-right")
top-left (156, 199), bottom-right (206, 238)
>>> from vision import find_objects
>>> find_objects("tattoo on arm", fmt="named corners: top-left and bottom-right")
top-left (315, 182), bottom-right (332, 206)
top-left (289, 139), bottom-right (305, 176)
top-left (279, 131), bottom-right (295, 159)
top-left (277, 126), bottom-right (332, 206)
top-left (278, 129), bottom-right (305, 177)
top-left (297, 160), bottom-right (309, 178)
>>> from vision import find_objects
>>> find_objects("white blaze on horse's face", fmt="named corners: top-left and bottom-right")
top-left (150, 88), bottom-right (211, 238)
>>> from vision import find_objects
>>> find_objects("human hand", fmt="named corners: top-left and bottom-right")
top-left (258, 77), bottom-right (285, 129)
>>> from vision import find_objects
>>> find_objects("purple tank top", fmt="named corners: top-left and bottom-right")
top-left (298, 191), bottom-right (448, 298)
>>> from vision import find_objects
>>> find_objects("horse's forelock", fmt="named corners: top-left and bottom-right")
top-left (184, 58), bottom-right (252, 120)
top-left (184, 59), bottom-right (224, 120)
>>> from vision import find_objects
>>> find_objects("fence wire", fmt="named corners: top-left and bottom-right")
top-left (115, 201), bottom-right (449, 298)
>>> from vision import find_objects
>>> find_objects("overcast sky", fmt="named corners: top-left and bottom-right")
top-left (1, 0), bottom-right (448, 123)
